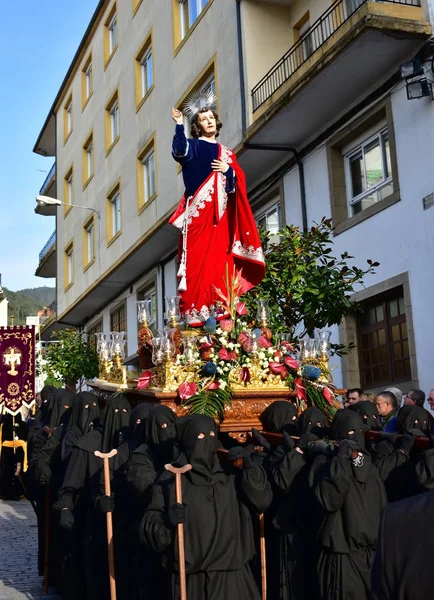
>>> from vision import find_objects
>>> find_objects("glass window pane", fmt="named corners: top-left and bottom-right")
top-left (364, 368), bottom-right (373, 385)
top-left (147, 52), bottom-right (153, 89)
top-left (362, 350), bottom-right (371, 366)
top-left (403, 339), bottom-right (409, 358)
top-left (401, 321), bottom-right (407, 339)
top-left (393, 343), bottom-right (403, 359)
top-left (361, 334), bottom-right (370, 350)
top-left (379, 345), bottom-right (388, 363)
top-left (364, 137), bottom-right (383, 188)
top-left (349, 151), bottom-right (364, 197)
top-left (381, 364), bottom-right (390, 381)
top-left (378, 182), bottom-right (393, 201)
top-left (371, 347), bottom-right (380, 364)
top-left (398, 297), bottom-right (405, 315)
top-left (382, 131), bottom-right (392, 178)
top-left (369, 331), bottom-right (378, 347)
top-left (350, 194), bottom-right (377, 216)
top-left (394, 360), bottom-right (404, 379)
top-left (403, 358), bottom-right (411, 378)
top-left (189, 0), bottom-right (199, 26)
top-left (389, 299), bottom-right (398, 318)
top-left (372, 366), bottom-right (382, 383)
top-left (391, 324), bottom-right (401, 342)
top-left (375, 304), bottom-right (384, 322)
top-left (378, 328), bottom-right (386, 346)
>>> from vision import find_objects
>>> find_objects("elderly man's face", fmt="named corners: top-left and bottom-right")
top-left (404, 391), bottom-right (416, 406)
top-left (376, 396), bottom-right (392, 417)
top-left (428, 391), bottom-right (434, 410)
top-left (348, 391), bottom-right (361, 405)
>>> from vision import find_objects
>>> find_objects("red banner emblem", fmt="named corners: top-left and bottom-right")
top-left (0, 326), bottom-right (35, 415)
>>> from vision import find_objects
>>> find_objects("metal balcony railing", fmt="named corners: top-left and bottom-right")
top-left (251, 0), bottom-right (421, 112)
top-left (39, 231), bottom-right (56, 263)
top-left (39, 162), bottom-right (56, 195)
top-left (39, 300), bottom-right (56, 325)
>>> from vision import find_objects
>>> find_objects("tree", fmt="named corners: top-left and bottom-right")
top-left (244, 218), bottom-right (378, 352)
top-left (42, 329), bottom-right (99, 389)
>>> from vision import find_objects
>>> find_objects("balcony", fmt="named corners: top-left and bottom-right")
top-left (239, 0), bottom-right (430, 188)
top-left (35, 231), bottom-right (56, 278)
top-left (35, 162), bottom-right (57, 216)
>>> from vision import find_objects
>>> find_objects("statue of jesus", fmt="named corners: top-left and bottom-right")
top-left (170, 103), bottom-right (265, 326)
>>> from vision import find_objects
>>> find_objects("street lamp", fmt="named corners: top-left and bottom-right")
top-left (36, 195), bottom-right (100, 219)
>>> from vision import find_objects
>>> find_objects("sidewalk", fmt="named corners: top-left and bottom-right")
top-left (0, 499), bottom-right (60, 600)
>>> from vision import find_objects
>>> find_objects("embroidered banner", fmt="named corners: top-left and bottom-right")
top-left (0, 326), bottom-right (35, 415)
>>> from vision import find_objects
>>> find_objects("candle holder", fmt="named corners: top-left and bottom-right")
top-left (181, 331), bottom-right (199, 366)
top-left (108, 332), bottom-right (127, 384)
top-left (165, 296), bottom-right (181, 328)
top-left (316, 329), bottom-right (333, 383)
top-left (96, 333), bottom-right (111, 379)
top-left (256, 299), bottom-right (270, 328)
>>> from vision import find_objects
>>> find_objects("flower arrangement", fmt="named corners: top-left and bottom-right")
top-left (135, 265), bottom-right (342, 421)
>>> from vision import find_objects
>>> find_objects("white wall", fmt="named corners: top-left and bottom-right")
top-left (283, 84), bottom-right (434, 393)
top-left (0, 297), bottom-right (8, 327)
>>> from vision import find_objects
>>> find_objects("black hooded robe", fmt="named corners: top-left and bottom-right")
top-left (124, 404), bottom-right (178, 600)
top-left (56, 395), bottom-right (130, 600)
top-left (141, 415), bottom-right (272, 600)
top-left (308, 409), bottom-right (387, 600)
top-left (0, 413), bottom-right (28, 500)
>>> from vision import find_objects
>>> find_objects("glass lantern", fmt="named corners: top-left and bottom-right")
top-left (165, 296), bottom-right (181, 327)
top-left (181, 331), bottom-right (199, 366)
top-left (136, 299), bottom-right (152, 327)
top-left (96, 333), bottom-right (109, 361)
top-left (110, 331), bottom-right (127, 359)
top-left (256, 298), bottom-right (270, 327)
top-left (317, 329), bottom-right (332, 359)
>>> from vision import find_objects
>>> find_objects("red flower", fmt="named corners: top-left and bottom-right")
top-left (274, 350), bottom-right (283, 361)
top-left (236, 302), bottom-right (248, 316)
top-left (294, 377), bottom-right (307, 401)
top-left (257, 335), bottom-right (272, 349)
top-left (178, 382), bottom-right (198, 401)
top-left (269, 362), bottom-right (288, 378)
top-left (323, 386), bottom-right (333, 406)
top-left (282, 341), bottom-right (295, 353)
top-left (240, 367), bottom-right (251, 383)
top-left (136, 371), bottom-right (152, 390)
top-left (284, 356), bottom-right (299, 370)
top-left (218, 348), bottom-right (231, 361)
top-left (207, 381), bottom-right (220, 391)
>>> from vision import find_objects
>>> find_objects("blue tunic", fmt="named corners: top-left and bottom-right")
top-left (172, 124), bottom-right (235, 197)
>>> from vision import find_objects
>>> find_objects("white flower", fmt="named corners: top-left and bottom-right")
top-left (223, 366), bottom-right (229, 372)
top-left (217, 367), bottom-right (223, 374)
top-left (227, 342), bottom-right (234, 349)
top-left (219, 361), bottom-right (225, 367)
top-left (267, 347), bottom-right (274, 355)
top-left (199, 336), bottom-right (208, 344)
top-left (216, 328), bottom-right (223, 335)
top-left (219, 337), bottom-right (227, 346)
top-left (220, 380), bottom-right (227, 390)
top-left (259, 351), bottom-right (266, 360)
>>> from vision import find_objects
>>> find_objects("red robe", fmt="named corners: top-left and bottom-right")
top-left (169, 144), bottom-right (265, 326)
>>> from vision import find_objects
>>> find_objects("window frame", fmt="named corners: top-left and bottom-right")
top-left (64, 165), bottom-right (74, 217)
top-left (135, 31), bottom-right (154, 111)
top-left (104, 3), bottom-right (118, 68)
top-left (256, 202), bottom-right (282, 246)
top-left (106, 179), bottom-right (122, 246)
top-left (86, 319), bottom-right (103, 348)
top-left (64, 240), bottom-right (74, 291)
top-left (110, 301), bottom-right (126, 333)
top-left (82, 215), bottom-right (96, 271)
top-left (82, 131), bottom-right (94, 189)
top-left (105, 88), bottom-right (120, 155)
top-left (344, 126), bottom-right (393, 217)
top-left (82, 53), bottom-right (93, 110)
top-left (63, 94), bottom-right (73, 144)
top-left (172, 0), bottom-right (214, 52)
top-left (137, 133), bottom-right (158, 213)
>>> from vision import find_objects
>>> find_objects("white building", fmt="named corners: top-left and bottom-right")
top-left (33, 0), bottom-right (433, 395)
top-left (0, 284), bottom-right (8, 327)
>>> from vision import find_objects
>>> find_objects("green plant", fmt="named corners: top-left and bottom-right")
top-left (42, 329), bottom-right (99, 388)
top-left (244, 218), bottom-right (378, 354)
top-left (182, 384), bottom-right (232, 420)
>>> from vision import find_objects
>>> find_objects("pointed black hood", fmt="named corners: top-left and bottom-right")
top-left (297, 407), bottom-right (328, 435)
top-left (349, 401), bottom-right (381, 431)
top-left (331, 409), bottom-right (366, 449)
top-left (100, 395), bottom-right (131, 453)
top-left (146, 405), bottom-right (177, 465)
top-left (47, 389), bottom-right (74, 430)
top-left (260, 401), bottom-right (298, 434)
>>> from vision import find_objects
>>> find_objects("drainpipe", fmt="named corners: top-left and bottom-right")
top-left (244, 143), bottom-right (308, 232)
top-left (235, 0), bottom-right (247, 136)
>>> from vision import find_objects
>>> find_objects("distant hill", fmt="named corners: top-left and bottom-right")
top-left (2, 286), bottom-right (55, 325)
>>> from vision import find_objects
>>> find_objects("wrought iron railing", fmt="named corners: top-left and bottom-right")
top-left (39, 162), bottom-right (56, 195)
top-left (39, 300), bottom-right (56, 325)
top-left (251, 0), bottom-right (421, 112)
top-left (39, 231), bottom-right (56, 263)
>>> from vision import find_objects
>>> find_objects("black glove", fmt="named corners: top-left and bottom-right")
top-left (35, 463), bottom-right (51, 486)
top-left (308, 439), bottom-right (336, 458)
top-left (167, 503), bottom-right (186, 528)
top-left (100, 494), bottom-right (114, 513)
top-left (337, 439), bottom-right (360, 459)
top-left (282, 431), bottom-right (295, 452)
top-left (227, 445), bottom-right (254, 468)
top-left (298, 431), bottom-right (319, 451)
top-left (398, 433), bottom-right (415, 455)
top-left (251, 429), bottom-right (271, 452)
top-left (53, 495), bottom-right (73, 513)
top-left (59, 509), bottom-right (75, 530)
top-left (379, 432), bottom-right (398, 444)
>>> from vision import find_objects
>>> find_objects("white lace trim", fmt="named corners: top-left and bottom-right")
top-left (171, 177), bottom-right (216, 230)
top-left (220, 145), bottom-right (233, 165)
top-left (232, 240), bottom-right (265, 264)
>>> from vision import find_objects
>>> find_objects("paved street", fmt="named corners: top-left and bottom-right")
top-left (0, 500), bottom-right (60, 600)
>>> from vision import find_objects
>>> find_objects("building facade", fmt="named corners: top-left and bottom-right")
top-left (34, 0), bottom-right (434, 394)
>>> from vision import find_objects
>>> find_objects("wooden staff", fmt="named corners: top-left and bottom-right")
top-left (95, 449), bottom-right (118, 600)
top-left (165, 463), bottom-right (192, 600)
top-left (259, 512), bottom-right (267, 600)
top-left (43, 488), bottom-right (51, 595)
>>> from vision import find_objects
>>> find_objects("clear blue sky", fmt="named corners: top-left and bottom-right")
top-left (0, 1), bottom-right (97, 292)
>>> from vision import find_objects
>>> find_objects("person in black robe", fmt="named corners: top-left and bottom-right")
top-left (371, 489), bottom-right (434, 600)
top-left (27, 385), bottom-right (57, 465)
top-left (374, 405), bottom-right (431, 502)
top-left (61, 391), bottom-right (101, 465)
top-left (308, 409), bottom-right (387, 600)
top-left (55, 395), bottom-right (130, 600)
top-left (259, 400), bottom-right (298, 435)
top-left (124, 404), bottom-right (178, 600)
top-left (0, 412), bottom-right (28, 500)
top-left (349, 400), bottom-right (382, 458)
top-left (141, 414), bottom-right (272, 600)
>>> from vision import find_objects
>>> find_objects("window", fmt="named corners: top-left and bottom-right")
top-left (137, 285), bottom-right (157, 333)
top-left (82, 132), bottom-right (94, 188)
top-left (82, 54), bottom-right (93, 109)
top-left (64, 166), bottom-right (73, 216)
top-left (87, 320), bottom-right (103, 348)
top-left (135, 34), bottom-right (154, 110)
top-left (111, 303), bottom-right (126, 332)
top-left (64, 241), bottom-right (74, 289)
top-left (64, 94), bottom-right (73, 142)
top-left (256, 203), bottom-right (281, 245)
top-left (179, 0), bottom-right (210, 40)
top-left (104, 4), bottom-right (118, 67)
top-left (357, 288), bottom-right (410, 388)
top-left (83, 216), bottom-right (95, 269)
top-left (345, 128), bottom-right (393, 216)
top-left (106, 181), bottom-right (122, 243)
top-left (137, 134), bottom-right (157, 212)
top-left (105, 89), bottom-right (120, 153)
top-left (327, 100), bottom-right (399, 235)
